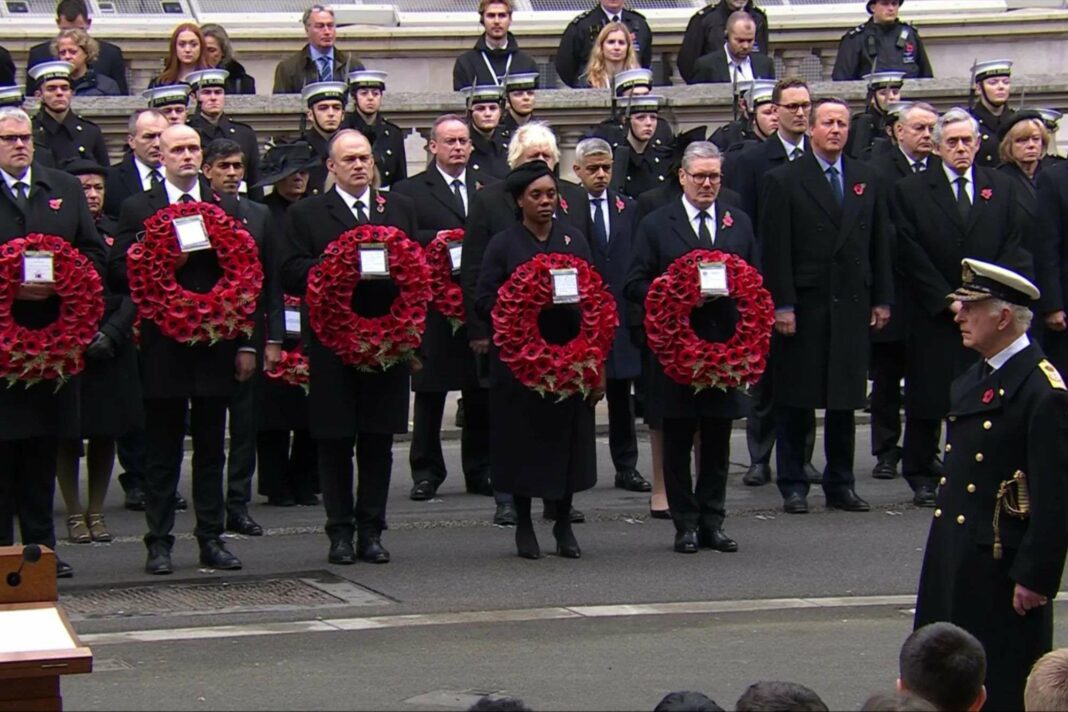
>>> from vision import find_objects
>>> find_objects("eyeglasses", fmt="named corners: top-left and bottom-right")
top-left (0, 134), bottom-right (32, 146)
top-left (778, 102), bottom-right (812, 113)
top-left (685, 171), bottom-right (722, 185)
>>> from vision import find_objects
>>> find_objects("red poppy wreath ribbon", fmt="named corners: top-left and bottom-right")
top-left (264, 295), bottom-right (310, 392)
top-left (126, 202), bottom-right (263, 345)
top-left (644, 250), bottom-right (774, 390)
top-left (425, 228), bottom-right (466, 333)
top-left (306, 224), bottom-right (431, 371)
top-left (491, 253), bottom-right (618, 399)
top-left (0, 233), bottom-right (104, 386)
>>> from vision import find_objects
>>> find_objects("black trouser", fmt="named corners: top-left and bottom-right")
top-left (318, 433), bottom-right (393, 542)
top-left (776, 407), bottom-right (856, 498)
top-left (226, 376), bottom-right (256, 517)
top-left (116, 430), bottom-right (147, 494)
top-left (869, 340), bottom-right (905, 459)
top-left (746, 370), bottom-right (816, 466)
top-left (903, 416), bottom-right (941, 492)
top-left (257, 429), bottom-right (317, 499)
top-left (143, 396), bottom-right (228, 550)
top-left (409, 389), bottom-right (490, 489)
top-left (662, 417), bottom-right (732, 534)
top-left (0, 437), bottom-right (58, 549)
top-left (606, 378), bottom-right (638, 474)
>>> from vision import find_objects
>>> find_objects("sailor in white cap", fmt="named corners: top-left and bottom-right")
top-left (462, 84), bottom-right (508, 179)
top-left (832, 0), bottom-right (933, 80)
top-left (846, 70), bottom-right (907, 160)
top-left (495, 72), bottom-right (539, 152)
top-left (343, 70), bottom-right (406, 188)
top-left (298, 81), bottom-right (347, 195)
top-left (142, 83), bottom-right (192, 126)
top-left (968, 59), bottom-right (1015, 167)
top-left (608, 93), bottom-right (672, 198)
top-left (185, 68), bottom-right (261, 197)
top-left (29, 60), bottom-right (108, 166)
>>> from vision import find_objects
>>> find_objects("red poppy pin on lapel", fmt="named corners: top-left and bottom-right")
top-left (722, 210), bottom-right (733, 228)
top-left (615, 196), bottom-right (625, 213)
top-left (980, 188), bottom-right (993, 201)
top-left (48, 198), bottom-right (62, 211)
top-left (559, 196), bottom-right (569, 214)
top-left (475, 181), bottom-right (484, 191)
top-left (982, 388), bottom-right (994, 404)
top-left (853, 183), bottom-right (865, 196)
top-left (376, 193), bottom-right (386, 213)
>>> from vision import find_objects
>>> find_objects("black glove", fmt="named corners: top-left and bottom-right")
top-left (85, 331), bottom-right (116, 360)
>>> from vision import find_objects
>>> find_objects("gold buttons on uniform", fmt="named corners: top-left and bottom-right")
top-left (957, 515), bottom-right (966, 524)
top-left (939, 477), bottom-right (947, 486)
top-left (967, 484), bottom-right (976, 493)
top-left (934, 509), bottom-right (942, 517)
top-left (945, 443), bottom-right (952, 452)
top-left (983, 421), bottom-right (992, 430)
top-left (975, 453), bottom-right (984, 462)
top-left (999, 388), bottom-right (1005, 396)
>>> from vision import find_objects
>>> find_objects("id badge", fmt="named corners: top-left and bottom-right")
top-left (22, 250), bottom-right (55, 283)
top-left (284, 308), bottom-right (301, 338)
top-left (448, 243), bottom-right (463, 273)
top-left (550, 268), bottom-right (580, 304)
top-left (698, 262), bottom-right (729, 297)
top-left (172, 214), bottom-right (211, 253)
top-left (359, 243), bottom-right (389, 278)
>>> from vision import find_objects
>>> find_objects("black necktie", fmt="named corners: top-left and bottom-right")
top-left (591, 198), bottom-right (608, 250)
top-left (790, 147), bottom-right (803, 161)
top-left (354, 200), bottom-right (369, 225)
top-left (697, 211), bottom-right (712, 246)
top-left (611, 13), bottom-right (620, 22)
top-left (451, 179), bottom-right (466, 217)
top-left (179, 193), bottom-right (194, 204)
top-left (912, 161), bottom-right (923, 174)
top-left (981, 361), bottom-right (994, 379)
top-left (12, 181), bottom-right (28, 210)
top-left (149, 169), bottom-right (162, 188)
top-left (955, 176), bottom-right (971, 220)
top-left (826, 165), bottom-right (843, 206)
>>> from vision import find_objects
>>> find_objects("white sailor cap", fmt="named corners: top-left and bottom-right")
top-left (503, 73), bottom-right (539, 92)
top-left (300, 81), bottom-right (348, 107)
top-left (613, 68), bottom-right (653, 97)
top-left (618, 93), bottom-right (662, 114)
top-left (0, 85), bottom-right (24, 107)
top-left (863, 70), bottom-right (906, 89)
top-left (142, 83), bottom-right (191, 108)
top-left (745, 79), bottom-right (776, 106)
top-left (347, 70), bottom-right (387, 90)
top-left (972, 59), bottom-right (1012, 82)
top-left (461, 84), bottom-right (504, 107)
top-left (28, 61), bottom-right (74, 87)
top-left (186, 68), bottom-right (229, 91)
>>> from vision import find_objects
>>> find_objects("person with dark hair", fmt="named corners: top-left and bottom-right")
top-left (831, 0), bottom-right (933, 80)
top-left (555, 0), bottom-right (653, 88)
top-left (186, 68), bottom-right (262, 199)
top-left (463, 85), bottom-right (509, 180)
top-left (0, 46), bottom-right (14, 86)
top-left (689, 11), bottom-right (775, 85)
top-left (735, 681), bottom-right (828, 711)
top-left (860, 691), bottom-right (937, 711)
top-left (200, 24), bottom-right (257, 95)
top-left (897, 622), bottom-right (987, 711)
top-left (343, 70), bottom-right (406, 189)
top-left (494, 73), bottom-right (541, 156)
top-left (26, 0), bottom-right (129, 95)
top-left (453, 0), bottom-right (538, 90)
top-left (143, 84), bottom-right (192, 127)
top-left (28, 61), bottom-right (109, 168)
top-left (149, 22), bottom-right (209, 88)
top-left (299, 81), bottom-right (347, 196)
top-left (104, 108), bottom-right (168, 219)
top-left (655, 690), bottom-right (724, 711)
top-left (467, 696), bottom-right (532, 712)
top-left (273, 5), bottom-right (364, 93)
top-left (678, 0), bottom-right (770, 85)
top-left (475, 159), bottom-right (600, 559)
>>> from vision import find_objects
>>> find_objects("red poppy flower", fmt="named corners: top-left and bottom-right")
top-left (982, 388), bottom-right (994, 403)
top-left (853, 183), bottom-right (866, 196)
top-left (980, 188), bottom-right (993, 201)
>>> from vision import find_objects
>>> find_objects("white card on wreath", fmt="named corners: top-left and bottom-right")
top-left (22, 251), bottom-right (54, 283)
top-left (448, 243), bottom-right (463, 273)
top-left (698, 262), bottom-right (728, 297)
top-left (551, 268), bottom-right (580, 304)
top-left (284, 308), bottom-right (301, 337)
top-left (173, 215), bottom-right (212, 253)
top-left (359, 244), bottom-right (389, 278)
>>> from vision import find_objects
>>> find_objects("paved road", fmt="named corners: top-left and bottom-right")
top-left (39, 426), bottom-right (1068, 710)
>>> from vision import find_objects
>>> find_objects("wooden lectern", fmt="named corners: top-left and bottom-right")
top-left (0, 545), bottom-right (92, 711)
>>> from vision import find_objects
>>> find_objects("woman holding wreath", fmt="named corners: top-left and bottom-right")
top-left (475, 160), bottom-right (603, 560)
top-left (624, 141), bottom-right (762, 555)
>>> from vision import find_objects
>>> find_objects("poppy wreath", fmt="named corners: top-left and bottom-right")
top-left (425, 228), bottom-right (466, 333)
top-left (264, 296), bottom-right (310, 392)
top-left (491, 253), bottom-right (618, 399)
top-left (306, 224), bottom-right (431, 371)
top-left (127, 202), bottom-right (263, 344)
top-left (644, 249), bottom-right (774, 391)
top-left (0, 233), bottom-right (104, 386)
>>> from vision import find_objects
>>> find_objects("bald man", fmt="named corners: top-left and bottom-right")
top-left (110, 124), bottom-right (252, 576)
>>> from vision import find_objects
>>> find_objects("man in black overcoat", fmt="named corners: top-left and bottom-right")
top-left (186, 69), bottom-right (263, 201)
top-left (677, 0), bottom-right (770, 84)
top-left (688, 11), bottom-right (775, 85)
top-left (111, 125), bottom-right (255, 575)
top-left (392, 114), bottom-right (494, 502)
top-left (761, 97), bottom-right (893, 514)
top-left (915, 258), bottom-right (1068, 712)
top-left (459, 120), bottom-right (592, 525)
top-left (280, 129), bottom-right (417, 566)
top-left (343, 70), bottom-right (407, 189)
top-left (895, 107), bottom-right (1029, 507)
top-left (104, 108), bottom-right (168, 220)
top-left (1033, 161), bottom-right (1068, 376)
top-left (0, 107), bottom-right (105, 578)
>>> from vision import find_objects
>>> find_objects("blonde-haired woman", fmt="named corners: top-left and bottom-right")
top-left (580, 22), bottom-right (639, 89)
top-left (53, 29), bottom-right (120, 96)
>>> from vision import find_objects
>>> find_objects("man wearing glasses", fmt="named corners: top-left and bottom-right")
top-left (273, 4), bottom-right (364, 94)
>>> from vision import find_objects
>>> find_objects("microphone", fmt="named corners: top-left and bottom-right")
top-left (6, 544), bottom-right (42, 587)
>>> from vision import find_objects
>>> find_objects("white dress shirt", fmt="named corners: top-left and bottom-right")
top-left (436, 165), bottom-right (468, 215)
top-left (724, 43), bottom-right (754, 83)
top-left (943, 162), bottom-right (975, 203)
top-left (1, 166), bottom-right (31, 198)
top-left (777, 133), bottom-right (806, 160)
top-left (164, 179), bottom-right (202, 205)
top-left (134, 157), bottom-right (162, 192)
top-left (682, 196), bottom-right (717, 245)
top-left (987, 333), bottom-right (1031, 372)
top-left (335, 184), bottom-right (372, 221)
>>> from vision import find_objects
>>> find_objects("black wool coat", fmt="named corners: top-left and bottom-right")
top-left (1034, 162), bottom-right (1068, 374)
top-left (588, 189), bottom-right (641, 380)
top-left (725, 133), bottom-right (808, 231)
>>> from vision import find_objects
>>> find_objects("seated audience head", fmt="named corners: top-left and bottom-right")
top-left (572, 136), bottom-right (613, 196)
top-left (303, 4), bottom-right (337, 52)
top-left (735, 681), bottom-right (828, 711)
top-left (583, 21), bottom-right (639, 89)
top-left (479, 0), bottom-right (514, 44)
top-left (202, 138), bottom-right (245, 196)
top-left (429, 113), bottom-right (472, 174)
top-left (654, 690), bottom-right (724, 712)
top-left (933, 107), bottom-right (981, 174)
top-left (55, 0), bottom-right (92, 31)
top-left (1026, 649), bottom-right (1068, 711)
top-left (467, 695), bottom-right (532, 711)
top-left (898, 622), bottom-right (987, 711)
top-left (127, 108), bottom-right (169, 168)
top-left (894, 102), bottom-right (937, 160)
top-left (772, 77), bottom-right (811, 141)
top-left (199, 23), bottom-right (233, 69)
top-left (678, 140), bottom-right (723, 211)
top-left (52, 29), bottom-right (97, 79)
top-left (158, 22), bottom-right (207, 85)
top-left (725, 11), bottom-right (757, 62)
top-left (998, 110), bottom-right (1049, 174)
top-left (506, 120), bottom-right (559, 170)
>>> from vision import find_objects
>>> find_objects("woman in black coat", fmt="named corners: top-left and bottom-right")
top-left (475, 162), bottom-right (603, 560)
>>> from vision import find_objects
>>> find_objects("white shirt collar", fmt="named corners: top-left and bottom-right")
top-left (1, 166), bottom-right (30, 192)
top-left (436, 164), bottom-right (466, 189)
top-left (164, 179), bottom-right (201, 205)
top-left (681, 196), bottom-right (717, 242)
top-left (987, 333), bottom-right (1031, 372)
top-left (133, 156), bottom-right (159, 182)
top-left (777, 133), bottom-right (805, 157)
top-left (942, 162), bottom-right (974, 187)
top-left (601, 4), bottom-right (622, 20)
top-left (899, 147), bottom-right (927, 169)
top-left (724, 43), bottom-right (752, 69)
top-left (335, 184), bottom-right (372, 217)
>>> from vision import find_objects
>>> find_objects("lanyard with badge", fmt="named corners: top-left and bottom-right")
top-left (481, 52), bottom-right (511, 86)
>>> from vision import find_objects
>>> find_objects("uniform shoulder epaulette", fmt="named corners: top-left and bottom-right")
top-left (847, 22), bottom-right (867, 36)
top-left (695, 4), bottom-right (712, 16)
top-left (228, 118), bottom-right (253, 129)
top-left (751, 4), bottom-right (768, 18)
top-left (570, 9), bottom-right (594, 24)
top-left (1039, 359), bottom-right (1066, 390)
top-left (624, 7), bottom-right (647, 19)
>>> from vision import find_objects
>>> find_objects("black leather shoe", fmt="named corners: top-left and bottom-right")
top-left (541, 503), bottom-right (585, 523)
top-left (124, 485), bottom-right (146, 511)
top-left (493, 503), bottom-right (517, 526)
top-left (516, 524), bottom-right (541, 560)
top-left (699, 528), bottom-right (738, 552)
top-left (804, 463), bottom-right (823, 485)
top-left (266, 494), bottom-right (296, 507)
top-left (742, 463), bottom-right (771, 487)
top-left (56, 558), bottom-right (74, 578)
top-left (357, 536), bottom-right (391, 564)
top-left (466, 479), bottom-right (494, 496)
top-left (145, 544), bottom-right (173, 575)
top-left (175, 493), bottom-right (188, 511)
top-left (328, 539), bottom-right (356, 565)
top-left (826, 489), bottom-right (871, 512)
top-left (199, 539), bottom-right (242, 570)
top-left (553, 521), bottom-right (581, 559)
top-left (674, 530), bottom-right (699, 554)
top-left (913, 484), bottom-right (938, 508)
top-left (409, 481), bottom-right (437, 501)
top-left (649, 508), bottom-right (672, 520)
top-left (783, 493), bottom-right (809, 514)
top-left (872, 455), bottom-right (899, 480)
top-left (615, 470), bottom-right (652, 492)
top-left (226, 513), bottom-right (264, 536)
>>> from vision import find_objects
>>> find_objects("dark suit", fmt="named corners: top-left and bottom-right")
top-left (272, 46), bottom-right (363, 93)
top-left (677, 0), bottom-right (770, 84)
top-left (452, 33), bottom-right (539, 90)
top-left (1035, 162), bottom-right (1068, 374)
top-left (344, 113), bottom-right (407, 188)
top-left (104, 154), bottom-right (153, 220)
top-left (915, 343), bottom-right (1068, 711)
top-left (392, 167), bottom-right (493, 493)
top-left (32, 110), bottom-right (109, 167)
top-left (28, 39), bottom-right (128, 95)
top-left (625, 198), bottom-right (758, 533)
top-left (761, 153), bottom-right (893, 497)
top-left (689, 49), bottom-right (775, 84)
top-left (111, 180), bottom-right (247, 552)
top-left (0, 46), bottom-right (13, 86)
top-left (0, 164), bottom-right (105, 550)
top-left (188, 113), bottom-right (263, 200)
top-left (895, 165), bottom-right (1029, 490)
top-left (280, 187), bottom-right (416, 544)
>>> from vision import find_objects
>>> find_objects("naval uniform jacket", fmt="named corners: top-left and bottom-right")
top-left (915, 342), bottom-right (1068, 711)
top-left (1035, 162), bottom-right (1068, 373)
top-left (188, 113), bottom-right (263, 200)
top-left (344, 112), bottom-right (407, 189)
top-left (32, 110), bottom-right (109, 167)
